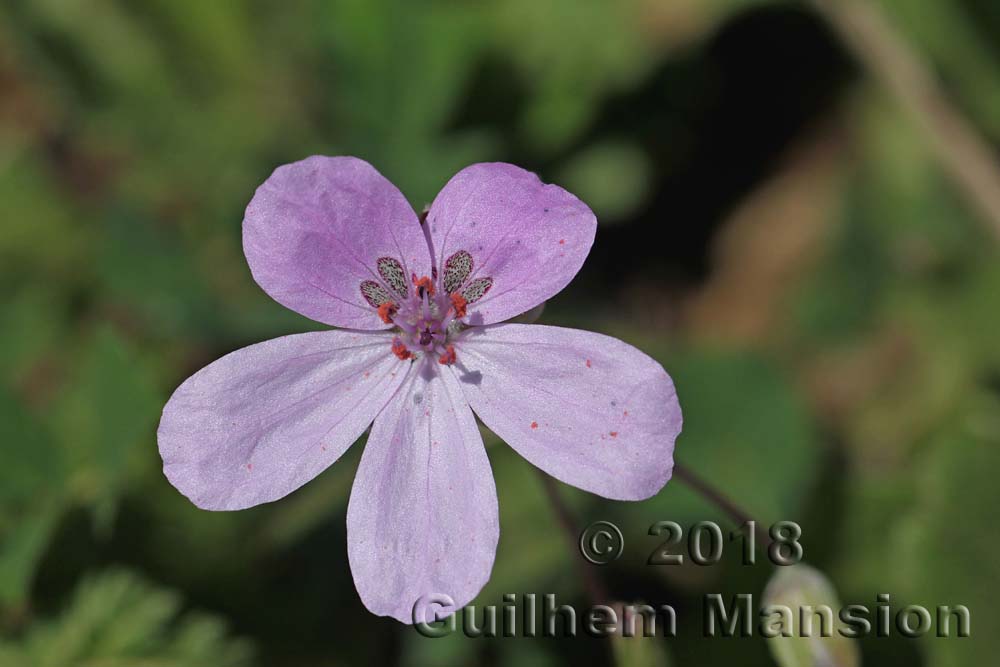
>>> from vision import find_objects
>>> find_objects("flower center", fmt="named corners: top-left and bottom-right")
top-left (359, 251), bottom-right (493, 365)
top-left (392, 286), bottom-right (458, 360)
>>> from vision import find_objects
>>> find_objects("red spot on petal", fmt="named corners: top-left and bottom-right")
top-left (559, 239), bottom-right (565, 245)
top-left (609, 431), bottom-right (618, 438)
top-left (364, 371), bottom-right (370, 378)
top-left (623, 410), bottom-right (629, 417)
top-left (246, 463), bottom-right (253, 471)
top-left (585, 359), bottom-right (592, 368)
top-left (530, 421), bottom-right (538, 429)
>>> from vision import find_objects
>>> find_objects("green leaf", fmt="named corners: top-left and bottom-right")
top-left (489, 0), bottom-right (655, 150)
top-left (0, 157), bottom-right (89, 277)
top-left (558, 140), bottom-right (652, 223)
top-left (762, 564), bottom-right (860, 667)
top-left (0, 503), bottom-right (61, 608)
top-left (0, 285), bottom-right (65, 383)
top-left (893, 394), bottom-right (1000, 667)
top-left (0, 569), bottom-right (253, 667)
top-left (50, 327), bottom-right (162, 514)
top-left (881, 0), bottom-right (1000, 139)
top-left (318, 0), bottom-right (491, 202)
top-left (832, 473), bottom-right (914, 599)
top-left (0, 389), bottom-right (65, 509)
top-left (0, 389), bottom-right (66, 607)
top-left (623, 348), bottom-right (819, 527)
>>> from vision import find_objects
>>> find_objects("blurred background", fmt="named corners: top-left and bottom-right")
top-left (2, 0), bottom-right (998, 665)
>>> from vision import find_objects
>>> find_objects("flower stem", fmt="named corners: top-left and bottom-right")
top-left (540, 461), bottom-right (774, 608)
top-left (537, 471), bottom-right (612, 606)
top-left (810, 0), bottom-right (1000, 239)
top-left (672, 462), bottom-right (772, 547)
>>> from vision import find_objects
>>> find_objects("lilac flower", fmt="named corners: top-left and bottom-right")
top-left (158, 157), bottom-right (682, 623)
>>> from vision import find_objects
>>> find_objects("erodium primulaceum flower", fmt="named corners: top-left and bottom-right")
top-left (157, 157), bottom-right (683, 623)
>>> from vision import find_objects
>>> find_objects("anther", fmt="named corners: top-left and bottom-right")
top-left (412, 274), bottom-right (435, 297)
top-left (391, 339), bottom-right (414, 360)
top-left (438, 344), bottom-right (457, 365)
top-left (449, 292), bottom-right (468, 318)
top-left (377, 301), bottom-right (397, 324)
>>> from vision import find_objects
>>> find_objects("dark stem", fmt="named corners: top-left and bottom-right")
top-left (672, 462), bottom-right (772, 547)
top-left (541, 461), bottom-right (773, 607)
top-left (809, 0), bottom-right (1000, 238)
top-left (537, 471), bottom-right (612, 606)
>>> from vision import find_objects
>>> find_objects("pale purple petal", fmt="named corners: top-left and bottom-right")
top-left (347, 363), bottom-right (498, 623)
top-left (158, 330), bottom-right (407, 510)
top-left (456, 324), bottom-right (682, 500)
top-left (243, 156), bottom-right (433, 329)
top-left (426, 163), bottom-right (596, 324)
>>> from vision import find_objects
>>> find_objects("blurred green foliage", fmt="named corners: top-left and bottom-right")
top-left (1, 0), bottom-right (998, 665)
top-left (0, 569), bottom-right (253, 667)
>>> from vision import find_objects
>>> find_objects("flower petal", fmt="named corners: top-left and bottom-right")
top-left (158, 330), bottom-right (407, 510)
top-left (456, 324), bottom-right (682, 500)
top-left (243, 156), bottom-right (433, 329)
top-left (426, 163), bottom-right (596, 324)
top-left (347, 363), bottom-right (498, 623)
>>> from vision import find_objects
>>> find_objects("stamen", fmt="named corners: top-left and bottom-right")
top-left (377, 301), bottom-right (396, 324)
top-left (377, 257), bottom-right (409, 297)
top-left (461, 277), bottom-right (493, 304)
top-left (360, 280), bottom-right (391, 308)
top-left (412, 274), bottom-right (435, 297)
top-left (443, 250), bottom-right (473, 293)
top-left (391, 338), bottom-right (414, 360)
top-left (368, 254), bottom-right (481, 364)
top-left (437, 344), bottom-right (456, 365)
top-left (449, 292), bottom-right (468, 318)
